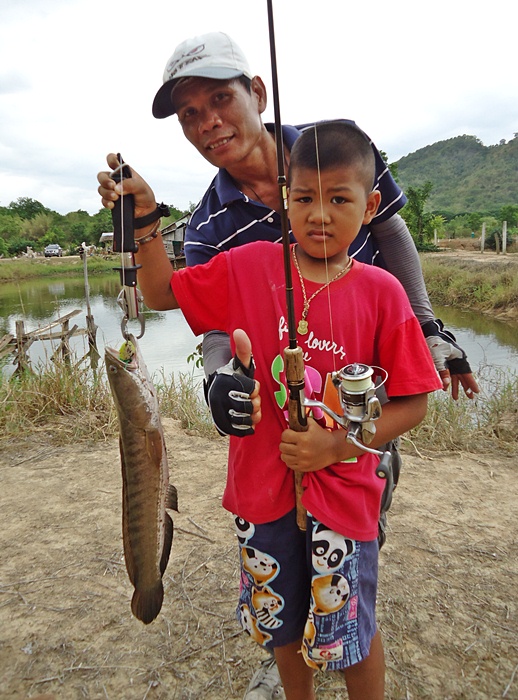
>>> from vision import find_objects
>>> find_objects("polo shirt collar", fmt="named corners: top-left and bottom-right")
top-left (213, 123), bottom-right (302, 206)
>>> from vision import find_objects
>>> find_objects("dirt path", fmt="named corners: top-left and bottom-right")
top-left (1, 418), bottom-right (516, 699)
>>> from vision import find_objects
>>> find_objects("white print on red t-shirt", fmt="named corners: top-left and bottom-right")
top-left (278, 316), bottom-right (348, 363)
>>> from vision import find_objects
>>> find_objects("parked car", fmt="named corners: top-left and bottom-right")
top-left (44, 244), bottom-right (63, 257)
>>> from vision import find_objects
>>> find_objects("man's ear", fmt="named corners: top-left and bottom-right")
top-left (363, 190), bottom-right (382, 224)
top-left (251, 76), bottom-right (267, 114)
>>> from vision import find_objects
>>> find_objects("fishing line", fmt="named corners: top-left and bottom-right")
top-left (314, 123), bottom-right (340, 374)
top-left (119, 168), bottom-right (127, 290)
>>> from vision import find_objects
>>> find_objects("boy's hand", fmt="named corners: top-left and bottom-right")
top-left (280, 418), bottom-right (343, 472)
top-left (205, 330), bottom-right (261, 437)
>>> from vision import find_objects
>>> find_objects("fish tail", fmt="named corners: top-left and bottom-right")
top-left (131, 582), bottom-right (164, 625)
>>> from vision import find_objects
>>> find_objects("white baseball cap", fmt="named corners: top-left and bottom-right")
top-left (152, 32), bottom-right (253, 119)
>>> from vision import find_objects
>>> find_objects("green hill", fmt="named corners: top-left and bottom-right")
top-left (394, 134), bottom-right (518, 214)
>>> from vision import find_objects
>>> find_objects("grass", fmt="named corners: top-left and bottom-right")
top-left (409, 365), bottom-right (518, 453)
top-left (0, 358), bottom-right (215, 446)
top-left (1, 357), bottom-right (516, 454)
top-left (0, 256), bottom-right (117, 281)
top-left (420, 256), bottom-right (518, 313)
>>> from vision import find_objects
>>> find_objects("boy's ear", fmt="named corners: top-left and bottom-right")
top-left (363, 190), bottom-right (382, 224)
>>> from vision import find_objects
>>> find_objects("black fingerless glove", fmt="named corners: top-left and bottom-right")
top-left (204, 354), bottom-right (256, 437)
top-left (421, 318), bottom-right (472, 375)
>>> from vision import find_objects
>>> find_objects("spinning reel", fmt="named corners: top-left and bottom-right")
top-left (305, 363), bottom-right (392, 482)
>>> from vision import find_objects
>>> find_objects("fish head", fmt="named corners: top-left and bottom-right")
top-left (105, 335), bottom-right (159, 427)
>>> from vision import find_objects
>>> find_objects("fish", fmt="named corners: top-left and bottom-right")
top-left (105, 335), bottom-right (178, 624)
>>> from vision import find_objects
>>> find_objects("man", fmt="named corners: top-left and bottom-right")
top-left (98, 31), bottom-right (479, 700)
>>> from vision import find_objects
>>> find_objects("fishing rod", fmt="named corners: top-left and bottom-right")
top-left (266, 0), bottom-right (308, 531)
top-left (265, 4), bottom-right (392, 517)
top-left (110, 154), bottom-right (145, 340)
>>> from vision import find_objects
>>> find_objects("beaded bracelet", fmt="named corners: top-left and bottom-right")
top-left (134, 218), bottom-right (161, 247)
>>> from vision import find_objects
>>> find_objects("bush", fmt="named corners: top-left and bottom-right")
top-left (485, 229), bottom-right (515, 251)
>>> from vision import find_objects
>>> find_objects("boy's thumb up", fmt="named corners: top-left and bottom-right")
top-left (233, 329), bottom-right (253, 371)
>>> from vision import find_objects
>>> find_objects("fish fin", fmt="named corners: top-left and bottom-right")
top-left (166, 484), bottom-right (179, 512)
top-left (160, 512), bottom-right (174, 577)
top-left (131, 582), bottom-right (164, 625)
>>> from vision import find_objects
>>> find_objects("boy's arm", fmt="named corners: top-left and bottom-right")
top-left (279, 394), bottom-right (427, 473)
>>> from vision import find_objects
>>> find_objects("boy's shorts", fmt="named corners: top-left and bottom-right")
top-left (234, 508), bottom-right (379, 670)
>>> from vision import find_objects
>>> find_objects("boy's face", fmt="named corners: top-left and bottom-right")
top-left (173, 77), bottom-right (266, 170)
top-left (288, 166), bottom-right (381, 266)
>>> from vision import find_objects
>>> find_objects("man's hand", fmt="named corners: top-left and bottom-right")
top-left (205, 329), bottom-right (261, 437)
top-left (422, 319), bottom-right (480, 400)
top-left (97, 153), bottom-right (157, 220)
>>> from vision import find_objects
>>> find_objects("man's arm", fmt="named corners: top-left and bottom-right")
top-left (370, 214), bottom-right (433, 324)
top-left (97, 153), bottom-right (178, 311)
top-left (371, 213), bottom-right (480, 400)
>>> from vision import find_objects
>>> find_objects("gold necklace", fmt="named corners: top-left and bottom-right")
top-left (292, 244), bottom-right (352, 335)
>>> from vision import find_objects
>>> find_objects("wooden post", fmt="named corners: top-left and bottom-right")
top-left (61, 319), bottom-right (71, 365)
top-left (83, 250), bottom-right (98, 354)
top-left (502, 221), bottom-right (507, 254)
top-left (481, 222), bottom-right (486, 253)
top-left (495, 232), bottom-right (501, 254)
top-left (14, 320), bottom-right (30, 374)
top-left (434, 228), bottom-right (438, 246)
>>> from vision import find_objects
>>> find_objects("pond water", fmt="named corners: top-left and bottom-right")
top-left (1, 273), bottom-right (517, 383)
top-left (433, 305), bottom-right (518, 376)
top-left (0, 274), bottom-right (204, 380)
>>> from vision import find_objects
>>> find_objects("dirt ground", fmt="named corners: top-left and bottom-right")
top-left (1, 416), bottom-right (516, 700)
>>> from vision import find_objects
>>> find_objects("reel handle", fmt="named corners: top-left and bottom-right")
top-left (376, 450), bottom-right (392, 480)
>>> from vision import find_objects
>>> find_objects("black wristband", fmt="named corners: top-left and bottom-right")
top-left (134, 202), bottom-right (170, 229)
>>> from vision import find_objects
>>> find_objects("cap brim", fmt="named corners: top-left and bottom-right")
top-left (152, 67), bottom-right (248, 119)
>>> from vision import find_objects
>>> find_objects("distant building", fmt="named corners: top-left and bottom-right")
top-left (99, 232), bottom-right (113, 251)
top-left (99, 215), bottom-right (188, 267)
top-left (161, 214), bottom-right (189, 267)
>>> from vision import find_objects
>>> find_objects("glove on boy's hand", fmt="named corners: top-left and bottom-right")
top-left (421, 318), bottom-right (472, 375)
top-left (204, 354), bottom-right (256, 437)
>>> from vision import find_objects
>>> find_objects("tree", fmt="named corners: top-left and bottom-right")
top-left (499, 205), bottom-right (518, 228)
top-left (401, 181), bottom-right (434, 246)
top-left (379, 149), bottom-right (399, 182)
top-left (89, 208), bottom-right (113, 243)
top-left (8, 197), bottom-right (50, 220)
top-left (0, 212), bottom-right (23, 240)
top-left (22, 213), bottom-right (55, 243)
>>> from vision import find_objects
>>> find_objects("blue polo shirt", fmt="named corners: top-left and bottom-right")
top-left (184, 120), bottom-right (406, 268)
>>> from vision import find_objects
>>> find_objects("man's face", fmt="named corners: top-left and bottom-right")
top-left (173, 77), bottom-right (266, 170)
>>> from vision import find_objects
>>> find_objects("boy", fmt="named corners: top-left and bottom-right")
top-left (118, 121), bottom-right (442, 699)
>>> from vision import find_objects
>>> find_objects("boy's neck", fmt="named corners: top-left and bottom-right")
top-left (293, 244), bottom-right (351, 284)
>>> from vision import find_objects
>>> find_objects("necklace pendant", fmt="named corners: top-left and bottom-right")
top-left (297, 319), bottom-right (309, 335)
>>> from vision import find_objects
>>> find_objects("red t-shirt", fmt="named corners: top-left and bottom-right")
top-left (172, 241), bottom-right (441, 539)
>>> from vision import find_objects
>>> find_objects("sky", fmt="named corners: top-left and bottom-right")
top-left (1, 0), bottom-right (517, 216)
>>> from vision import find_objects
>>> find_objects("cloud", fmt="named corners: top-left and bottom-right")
top-left (0, 0), bottom-right (517, 214)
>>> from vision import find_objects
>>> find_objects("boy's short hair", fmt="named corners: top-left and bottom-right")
top-left (290, 121), bottom-right (376, 194)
